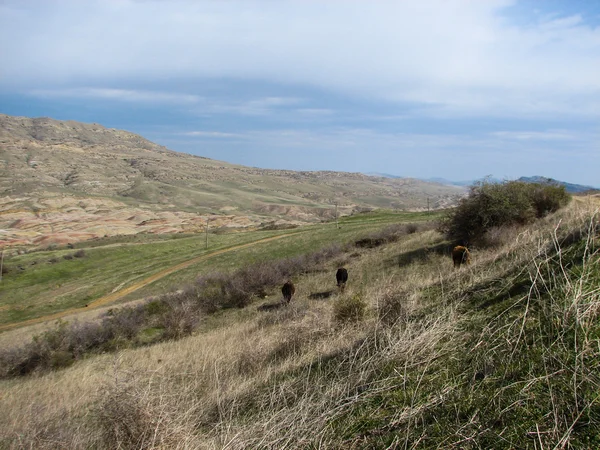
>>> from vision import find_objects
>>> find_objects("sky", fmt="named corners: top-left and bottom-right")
top-left (0, 0), bottom-right (599, 186)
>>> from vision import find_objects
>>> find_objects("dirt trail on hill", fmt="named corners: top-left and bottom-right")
top-left (0, 234), bottom-right (294, 332)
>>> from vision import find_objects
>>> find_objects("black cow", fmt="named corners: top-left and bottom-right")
top-left (281, 280), bottom-right (296, 304)
top-left (336, 268), bottom-right (348, 291)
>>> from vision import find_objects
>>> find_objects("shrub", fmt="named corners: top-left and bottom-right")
top-left (529, 183), bottom-right (571, 217)
top-left (158, 300), bottom-right (200, 339)
top-left (405, 223), bottom-right (419, 234)
top-left (333, 294), bottom-right (367, 325)
top-left (145, 299), bottom-right (168, 316)
top-left (74, 249), bottom-right (86, 258)
top-left (439, 180), bottom-right (570, 244)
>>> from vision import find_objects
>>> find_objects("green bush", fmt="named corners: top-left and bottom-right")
top-left (439, 180), bottom-right (570, 244)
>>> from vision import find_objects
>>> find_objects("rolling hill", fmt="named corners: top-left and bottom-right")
top-left (0, 114), bottom-right (465, 248)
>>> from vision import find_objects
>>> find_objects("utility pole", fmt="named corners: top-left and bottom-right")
top-left (335, 202), bottom-right (339, 229)
top-left (427, 197), bottom-right (430, 215)
top-left (205, 217), bottom-right (209, 249)
top-left (0, 249), bottom-right (3, 282)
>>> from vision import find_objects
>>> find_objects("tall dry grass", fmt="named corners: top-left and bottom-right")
top-left (1, 199), bottom-right (598, 448)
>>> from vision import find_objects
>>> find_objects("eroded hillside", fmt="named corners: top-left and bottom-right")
top-left (0, 114), bottom-right (465, 247)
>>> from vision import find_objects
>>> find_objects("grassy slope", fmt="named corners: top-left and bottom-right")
top-left (0, 211), bottom-right (434, 327)
top-left (0, 201), bottom-right (598, 448)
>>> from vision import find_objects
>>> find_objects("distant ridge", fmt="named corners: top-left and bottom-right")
top-left (421, 177), bottom-right (502, 187)
top-left (418, 176), bottom-right (597, 193)
top-left (517, 176), bottom-right (597, 194)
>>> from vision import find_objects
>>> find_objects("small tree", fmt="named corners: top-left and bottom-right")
top-left (439, 180), bottom-right (570, 245)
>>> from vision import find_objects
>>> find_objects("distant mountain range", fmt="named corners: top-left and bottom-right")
top-left (516, 176), bottom-right (597, 194)
top-left (371, 174), bottom-right (597, 194)
top-left (421, 177), bottom-right (503, 187)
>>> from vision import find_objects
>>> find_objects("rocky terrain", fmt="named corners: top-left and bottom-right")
top-left (0, 114), bottom-right (465, 248)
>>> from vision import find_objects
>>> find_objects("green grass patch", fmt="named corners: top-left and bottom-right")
top-left (0, 211), bottom-right (424, 327)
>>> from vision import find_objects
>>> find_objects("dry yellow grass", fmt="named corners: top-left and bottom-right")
top-left (1, 199), bottom-right (598, 449)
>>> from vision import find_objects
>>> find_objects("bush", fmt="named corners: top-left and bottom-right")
top-left (333, 294), bottom-right (367, 324)
top-left (158, 300), bottom-right (200, 339)
top-left (74, 249), bottom-right (86, 258)
top-left (439, 180), bottom-right (570, 244)
top-left (405, 223), bottom-right (419, 234)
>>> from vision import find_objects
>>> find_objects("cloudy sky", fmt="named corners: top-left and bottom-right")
top-left (1, 0), bottom-right (599, 186)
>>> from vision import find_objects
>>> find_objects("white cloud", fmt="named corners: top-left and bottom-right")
top-left (29, 88), bottom-right (202, 104)
top-left (1, 0), bottom-right (599, 119)
top-left (206, 97), bottom-right (305, 116)
top-left (183, 131), bottom-right (240, 138)
top-left (490, 130), bottom-right (579, 141)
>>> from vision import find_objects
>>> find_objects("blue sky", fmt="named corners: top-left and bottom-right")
top-left (1, 0), bottom-right (599, 186)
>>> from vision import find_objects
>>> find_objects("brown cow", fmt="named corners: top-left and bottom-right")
top-left (452, 246), bottom-right (471, 268)
top-left (281, 280), bottom-right (296, 304)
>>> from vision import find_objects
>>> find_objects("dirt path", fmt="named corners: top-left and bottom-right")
top-left (0, 233), bottom-right (294, 332)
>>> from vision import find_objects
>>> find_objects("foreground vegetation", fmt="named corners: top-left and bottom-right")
top-left (0, 196), bottom-right (598, 448)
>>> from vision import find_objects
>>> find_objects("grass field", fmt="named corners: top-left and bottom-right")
top-left (1, 200), bottom-right (597, 449)
top-left (0, 210), bottom-right (437, 328)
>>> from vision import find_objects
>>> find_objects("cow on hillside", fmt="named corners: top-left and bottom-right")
top-left (452, 246), bottom-right (471, 269)
top-left (336, 268), bottom-right (348, 292)
top-left (281, 280), bottom-right (296, 304)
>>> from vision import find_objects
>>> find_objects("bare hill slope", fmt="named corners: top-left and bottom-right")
top-left (0, 114), bottom-right (465, 247)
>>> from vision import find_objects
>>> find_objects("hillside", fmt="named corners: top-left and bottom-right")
top-left (0, 114), bottom-right (465, 248)
top-left (0, 197), bottom-right (597, 448)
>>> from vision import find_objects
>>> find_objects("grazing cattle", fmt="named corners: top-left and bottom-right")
top-left (281, 280), bottom-right (296, 304)
top-left (336, 268), bottom-right (348, 291)
top-left (452, 246), bottom-right (471, 268)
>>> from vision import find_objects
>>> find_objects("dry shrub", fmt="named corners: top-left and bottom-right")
top-left (355, 237), bottom-right (385, 248)
top-left (159, 300), bottom-right (201, 339)
top-left (333, 294), bottom-right (367, 325)
top-left (355, 222), bottom-right (431, 248)
top-left (193, 244), bottom-right (344, 310)
top-left (405, 223), bottom-right (419, 234)
top-left (0, 307), bottom-right (148, 377)
top-left (0, 321), bottom-right (77, 377)
top-left (102, 305), bottom-right (147, 341)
